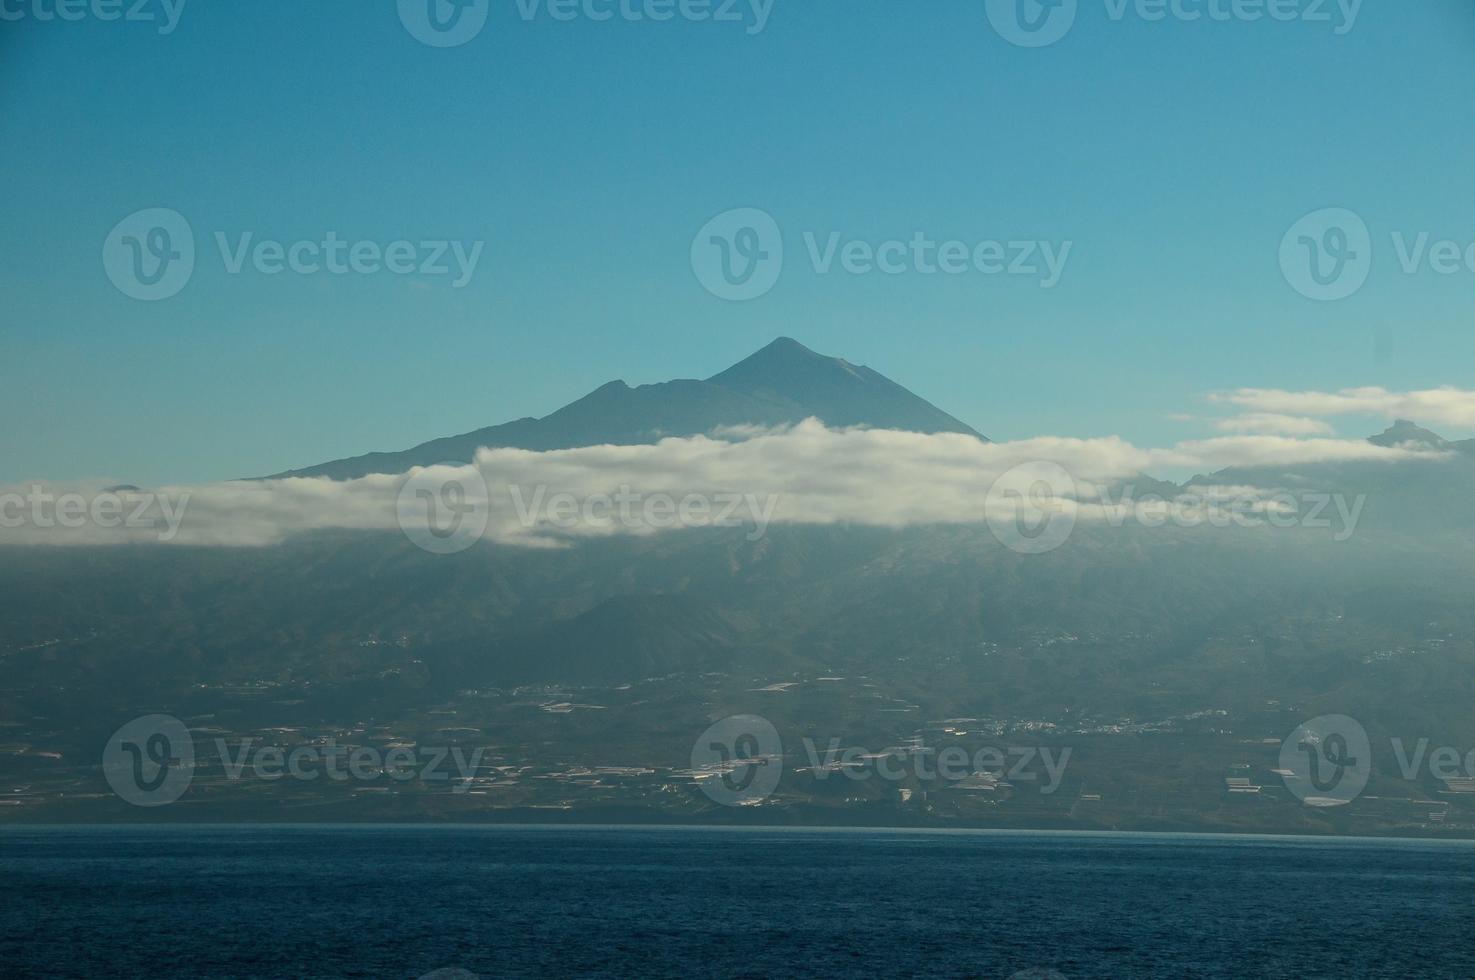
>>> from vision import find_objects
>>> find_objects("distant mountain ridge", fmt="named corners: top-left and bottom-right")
top-left (1368, 419), bottom-right (1475, 455)
top-left (267, 338), bottom-right (985, 481)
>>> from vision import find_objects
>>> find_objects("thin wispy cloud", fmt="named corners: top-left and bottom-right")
top-left (1210, 387), bottom-right (1475, 430)
top-left (1212, 413), bottom-right (1336, 437)
top-left (1172, 435), bottom-right (1432, 468)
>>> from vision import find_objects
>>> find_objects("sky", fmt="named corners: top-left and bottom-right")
top-left (4, 0), bottom-right (1475, 485)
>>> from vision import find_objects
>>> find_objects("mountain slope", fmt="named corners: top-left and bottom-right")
top-left (267, 338), bottom-right (985, 481)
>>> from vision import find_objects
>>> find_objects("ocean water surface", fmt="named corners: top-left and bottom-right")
top-left (2, 825), bottom-right (1472, 978)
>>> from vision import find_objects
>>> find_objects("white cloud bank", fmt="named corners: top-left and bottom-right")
top-left (0, 420), bottom-right (1445, 548)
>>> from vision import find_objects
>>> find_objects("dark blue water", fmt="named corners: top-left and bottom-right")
top-left (2, 825), bottom-right (1472, 979)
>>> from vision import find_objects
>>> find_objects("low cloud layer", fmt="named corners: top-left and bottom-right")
top-left (0, 421), bottom-right (1444, 548)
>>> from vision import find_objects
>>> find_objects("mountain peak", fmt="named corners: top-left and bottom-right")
top-left (756, 336), bottom-right (847, 367)
top-left (1369, 420), bottom-right (1450, 451)
top-left (710, 337), bottom-right (864, 389)
top-left (766, 336), bottom-right (808, 352)
top-left (706, 339), bottom-right (983, 440)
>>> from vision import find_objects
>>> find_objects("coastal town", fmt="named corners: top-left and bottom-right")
top-left (5, 664), bottom-right (1472, 837)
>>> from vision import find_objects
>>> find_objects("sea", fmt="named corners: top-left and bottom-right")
top-left (2, 825), bottom-right (1472, 978)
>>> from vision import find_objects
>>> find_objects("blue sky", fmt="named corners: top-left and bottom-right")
top-left (4, 0), bottom-right (1475, 484)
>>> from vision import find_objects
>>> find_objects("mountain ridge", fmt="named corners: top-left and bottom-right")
top-left (265, 338), bottom-right (985, 481)
top-left (1368, 419), bottom-right (1475, 454)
